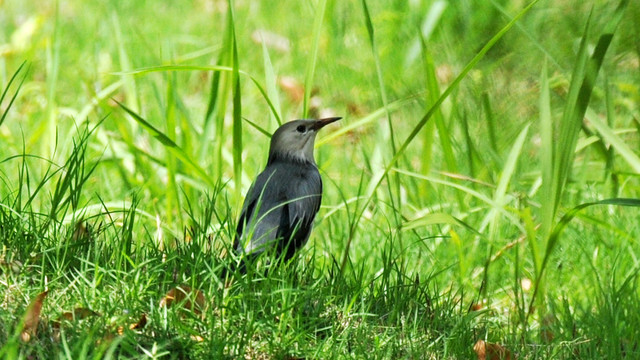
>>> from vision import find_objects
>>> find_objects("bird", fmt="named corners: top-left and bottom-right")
top-left (231, 117), bottom-right (341, 273)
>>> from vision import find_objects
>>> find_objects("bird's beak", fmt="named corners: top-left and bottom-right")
top-left (311, 116), bottom-right (341, 131)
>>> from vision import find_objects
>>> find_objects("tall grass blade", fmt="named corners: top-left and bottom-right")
top-left (484, 124), bottom-right (530, 235)
top-left (117, 65), bottom-right (282, 131)
top-left (421, 41), bottom-right (462, 207)
top-left (165, 74), bottom-right (183, 228)
top-left (41, 4), bottom-right (61, 158)
top-left (112, 12), bottom-right (139, 113)
top-left (201, 19), bottom-right (231, 177)
top-left (303, 0), bottom-right (328, 118)
top-left (316, 97), bottom-right (415, 147)
top-left (116, 100), bottom-right (214, 187)
top-left (261, 39), bottom-right (282, 125)
top-left (531, 0), bottom-right (629, 325)
top-left (361, 0), bottom-right (396, 155)
top-left (348, 0), bottom-right (541, 245)
top-left (585, 108), bottom-right (640, 173)
top-left (361, 0), bottom-right (402, 226)
top-left (0, 61), bottom-right (28, 127)
top-left (482, 93), bottom-right (498, 156)
top-left (528, 197), bottom-right (640, 316)
top-left (228, 0), bottom-right (243, 201)
top-left (418, 44), bottom-right (437, 179)
top-left (537, 59), bottom-right (552, 270)
top-left (603, 74), bottom-right (619, 197)
top-left (549, 0), bottom-right (629, 221)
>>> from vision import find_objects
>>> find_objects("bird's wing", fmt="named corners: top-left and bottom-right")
top-left (234, 162), bottom-right (322, 259)
top-left (276, 163), bottom-right (322, 258)
top-left (234, 168), bottom-right (284, 255)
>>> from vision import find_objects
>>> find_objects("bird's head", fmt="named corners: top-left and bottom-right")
top-left (268, 117), bottom-right (341, 165)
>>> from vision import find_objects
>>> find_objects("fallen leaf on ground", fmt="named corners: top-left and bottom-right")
top-left (21, 290), bottom-right (48, 342)
top-left (57, 307), bottom-right (100, 323)
top-left (473, 339), bottom-right (513, 360)
top-left (190, 335), bottom-right (205, 342)
top-left (52, 307), bottom-right (100, 341)
top-left (160, 285), bottom-right (207, 315)
top-left (129, 313), bottom-right (147, 330)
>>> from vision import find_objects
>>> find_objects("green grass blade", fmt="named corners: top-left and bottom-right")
top-left (361, 0), bottom-right (402, 227)
top-left (303, 0), bottom-right (328, 118)
top-left (116, 65), bottom-right (281, 128)
top-left (111, 12), bottom-right (139, 113)
top-left (261, 38), bottom-right (282, 126)
top-left (316, 97), bottom-right (415, 147)
top-left (528, 197), bottom-right (640, 316)
top-left (484, 124), bottom-right (530, 235)
top-left (351, 0), bottom-right (541, 234)
top-left (115, 100), bottom-right (214, 187)
top-left (421, 41), bottom-right (462, 207)
top-left (585, 108), bottom-right (640, 173)
top-left (0, 61), bottom-right (28, 127)
top-left (402, 212), bottom-right (482, 236)
top-left (531, 0), bottom-right (629, 323)
top-left (202, 24), bottom-right (231, 177)
top-left (164, 74), bottom-right (183, 228)
top-left (539, 59), bottom-right (553, 241)
top-left (243, 117), bottom-right (272, 137)
top-left (551, 0), bottom-right (629, 218)
top-left (228, 0), bottom-right (243, 201)
top-left (361, 0), bottom-right (396, 154)
top-left (392, 168), bottom-right (522, 227)
top-left (418, 44), bottom-right (437, 178)
top-left (41, 5), bottom-right (61, 159)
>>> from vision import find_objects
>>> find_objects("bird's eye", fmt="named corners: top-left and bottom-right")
top-left (296, 125), bottom-right (306, 133)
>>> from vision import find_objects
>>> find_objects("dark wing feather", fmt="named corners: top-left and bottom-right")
top-left (233, 167), bottom-right (281, 254)
top-left (277, 165), bottom-right (322, 259)
top-left (234, 161), bottom-right (322, 260)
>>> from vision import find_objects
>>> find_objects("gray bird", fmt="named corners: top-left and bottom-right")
top-left (232, 117), bottom-right (341, 270)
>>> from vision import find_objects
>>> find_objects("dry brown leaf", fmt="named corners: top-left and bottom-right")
top-left (97, 331), bottom-right (117, 346)
top-left (279, 76), bottom-right (304, 103)
top-left (21, 290), bottom-right (48, 342)
top-left (62, 307), bottom-right (99, 322)
top-left (540, 313), bottom-right (555, 343)
top-left (51, 307), bottom-right (99, 342)
top-left (160, 285), bottom-right (206, 315)
top-left (473, 340), bottom-right (513, 360)
top-left (129, 313), bottom-right (147, 330)
top-left (52, 307), bottom-right (100, 330)
top-left (346, 102), bottom-right (366, 117)
top-left (190, 335), bottom-right (205, 342)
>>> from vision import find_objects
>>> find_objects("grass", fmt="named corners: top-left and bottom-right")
top-left (1, 0), bottom-right (640, 358)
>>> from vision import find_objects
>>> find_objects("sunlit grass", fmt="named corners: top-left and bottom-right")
top-left (1, 0), bottom-right (639, 358)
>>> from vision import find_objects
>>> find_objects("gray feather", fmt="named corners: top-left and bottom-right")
top-left (234, 160), bottom-right (322, 259)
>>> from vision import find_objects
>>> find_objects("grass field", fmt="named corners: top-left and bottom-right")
top-left (1, 0), bottom-right (639, 358)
